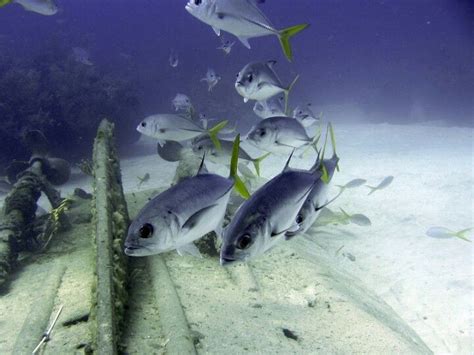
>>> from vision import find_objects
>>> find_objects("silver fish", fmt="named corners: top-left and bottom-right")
top-left (217, 38), bottom-right (235, 55)
top-left (2, 0), bottom-right (58, 16)
top-left (426, 227), bottom-right (471, 242)
top-left (367, 176), bottom-right (394, 195)
top-left (125, 168), bottom-right (233, 257)
top-left (347, 213), bottom-right (371, 226)
top-left (125, 137), bottom-right (248, 257)
top-left (253, 95), bottom-right (285, 119)
top-left (72, 47), bottom-right (93, 66)
top-left (337, 178), bottom-right (367, 189)
top-left (235, 60), bottom-right (298, 113)
top-left (137, 114), bottom-right (228, 149)
top-left (172, 93), bottom-right (194, 113)
top-left (246, 116), bottom-right (315, 155)
top-left (220, 154), bottom-right (321, 264)
top-left (169, 49), bottom-right (179, 68)
top-left (185, 0), bottom-right (309, 61)
top-left (200, 68), bottom-right (221, 92)
top-left (292, 104), bottom-right (320, 128)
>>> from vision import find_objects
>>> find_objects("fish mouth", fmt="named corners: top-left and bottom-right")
top-left (220, 256), bottom-right (237, 266)
top-left (124, 244), bottom-right (153, 257)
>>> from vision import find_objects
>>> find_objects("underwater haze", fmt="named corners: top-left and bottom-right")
top-left (0, 1), bottom-right (473, 354)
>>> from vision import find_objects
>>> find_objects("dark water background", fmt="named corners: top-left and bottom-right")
top-left (0, 0), bottom-right (472, 160)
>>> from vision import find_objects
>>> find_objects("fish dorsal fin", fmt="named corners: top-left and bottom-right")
top-left (197, 154), bottom-right (208, 175)
top-left (282, 149), bottom-right (295, 172)
top-left (266, 60), bottom-right (277, 68)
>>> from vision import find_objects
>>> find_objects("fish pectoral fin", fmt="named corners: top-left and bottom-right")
top-left (237, 36), bottom-right (251, 49)
top-left (182, 204), bottom-right (219, 233)
top-left (176, 243), bottom-right (202, 258)
top-left (271, 222), bottom-right (298, 238)
top-left (212, 26), bottom-right (221, 36)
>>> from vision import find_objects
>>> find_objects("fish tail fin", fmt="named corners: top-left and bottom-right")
top-left (366, 186), bottom-right (378, 195)
top-left (252, 152), bottom-right (271, 177)
top-left (0, 0), bottom-right (12, 8)
top-left (230, 135), bottom-right (250, 199)
top-left (283, 74), bottom-right (299, 115)
top-left (278, 24), bottom-right (310, 61)
top-left (207, 120), bottom-right (228, 151)
top-left (453, 228), bottom-right (472, 242)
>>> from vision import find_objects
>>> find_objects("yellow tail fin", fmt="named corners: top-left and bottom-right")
top-left (278, 23), bottom-right (310, 62)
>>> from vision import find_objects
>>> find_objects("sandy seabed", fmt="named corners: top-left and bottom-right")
top-left (1, 122), bottom-right (472, 354)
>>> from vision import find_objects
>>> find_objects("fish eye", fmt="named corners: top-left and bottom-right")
top-left (141, 122), bottom-right (147, 127)
top-left (236, 234), bottom-right (252, 249)
top-left (296, 214), bottom-right (304, 224)
top-left (236, 73), bottom-right (239, 78)
top-left (139, 223), bottom-right (153, 239)
top-left (259, 129), bottom-right (266, 137)
top-left (194, 0), bottom-right (202, 5)
top-left (247, 73), bottom-right (253, 83)
top-left (198, 145), bottom-right (203, 150)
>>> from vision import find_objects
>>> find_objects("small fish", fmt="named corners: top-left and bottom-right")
top-left (169, 49), bottom-right (179, 68)
top-left (235, 61), bottom-right (298, 113)
top-left (137, 173), bottom-right (150, 187)
top-left (367, 176), bottom-right (394, 195)
top-left (200, 68), bottom-right (221, 92)
top-left (292, 104), bottom-right (320, 128)
top-left (246, 116), bottom-right (316, 155)
top-left (124, 136), bottom-right (248, 257)
top-left (0, 0), bottom-right (58, 16)
top-left (192, 135), bottom-right (269, 176)
top-left (220, 153), bottom-right (322, 265)
top-left (137, 114), bottom-right (227, 150)
top-left (253, 95), bottom-right (285, 119)
top-left (426, 227), bottom-right (472, 242)
top-left (72, 47), bottom-right (93, 66)
top-left (336, 178), bottom-right (367, 190)
top-left (340, 208), bottom-right (372, 226)
top-left (217, 38), bottom-right (235, 55)
top-left (185, 0), bottom-right (309, 61)
top-left (172, 93), bottom-right (194, 114)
